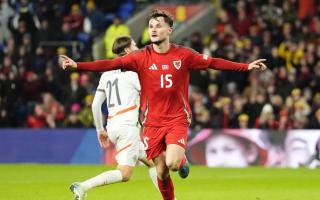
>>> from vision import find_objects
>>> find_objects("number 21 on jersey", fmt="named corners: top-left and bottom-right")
top-left (160, 74), bottom-right (172, 88)
top-left (106, 78), bottom-right (121, 107)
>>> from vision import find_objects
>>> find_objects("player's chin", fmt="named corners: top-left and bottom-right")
top-left (151, 38), bottom-right (164, 45)
top-left (150, 38), bottom-right (159, 43)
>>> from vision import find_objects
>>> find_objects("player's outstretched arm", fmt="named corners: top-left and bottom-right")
top-left (185, 49), bottom-right (267, 72)
top-left (58, 54), bottom-right (124, 72)
top-left (209, 58), bottom-right (268, 72)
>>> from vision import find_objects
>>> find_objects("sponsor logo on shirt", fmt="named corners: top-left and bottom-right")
top-left (203, 54), bottom-right (208, 60)
top-left (162, 64), bottom-right (169, 70)
top-left (173, 60), bottom-right (181, 70)
top-left (148, 64), bottom-right (158, 70)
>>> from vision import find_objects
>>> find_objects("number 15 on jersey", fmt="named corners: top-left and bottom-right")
top-left (160, 74), bottom-right (172, 88)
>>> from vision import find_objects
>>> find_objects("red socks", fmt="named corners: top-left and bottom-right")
top-left (157, 176), bottom-right (175, 200)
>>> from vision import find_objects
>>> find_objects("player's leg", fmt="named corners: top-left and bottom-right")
top-left (74, 166), bottom-right (127, 191)
top-left (165, 144), bottom-right (185, 171)
top-left (138, 142), bottom-right (159, 191)
top-left (143, 126), bottom-right (175, 200)
top-left (70, 167), bottom-right (125, 200)
top-left (166, 144), bottom-right (189, 179)
top-left (165, 125), bottom-right (190, 178)
top-left (70, 125), bottom-right (137, 199)
top-left (74, 153), bottom-right (135, 195)
top-left (153, 152), bottom-right (175, 200)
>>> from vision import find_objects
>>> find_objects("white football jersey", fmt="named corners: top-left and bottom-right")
top-left (97, 69), bottom-right (140, 127)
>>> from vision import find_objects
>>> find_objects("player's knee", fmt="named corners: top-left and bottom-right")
top-left (166, 160), bottom-right (179, 171)
top-left (122, 173), bottom-right (131, 182)
top-left (118, 167), bottom-right (132, 182)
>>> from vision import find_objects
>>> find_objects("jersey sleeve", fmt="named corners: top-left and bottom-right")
top-left (119, 51), bottom-right (141, 72)
top-left (185, 48), bottom-right (211, 70)
top-left (92, 88), bottom-right (106, 132)
top-left (77, 51), bottom-right (141, 72)
top-left (96, 74), bottom-right (106, 91)
top-left (185, 48), bottom-right (249, 72)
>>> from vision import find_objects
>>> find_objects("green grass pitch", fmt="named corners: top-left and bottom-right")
top-left (0, 164), bottom-right (319, 200)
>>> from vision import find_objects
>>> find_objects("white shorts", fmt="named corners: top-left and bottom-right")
top-left (107, 124), bottom-right (146, 166)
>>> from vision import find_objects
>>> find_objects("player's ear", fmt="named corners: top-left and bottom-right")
top-left (168, 27), bottom-right (173, 35)
top-left (124, 47), bottom-right (131, 54)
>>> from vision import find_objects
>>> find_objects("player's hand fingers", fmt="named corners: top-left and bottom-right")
top-left (98, 133), bottom-right (109, 149)
top-left (97, 137), bottom-right (104, 148)
top-left (97, 132), bottom-right (105, 148)
top-left (249, 59), bottom-right (267, 70)
top-left (251, 59), bottom-right (266, 65)
top-left (258, 62), bottom-right (267, 70)
top-left (105, 138), bottom-right (110, 148)
top-left (59, 55), bottom-right (70, 60)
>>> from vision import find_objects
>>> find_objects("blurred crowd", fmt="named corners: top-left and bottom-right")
top-left (0, 0), bottom-right (320, 130)
top-left (0, 0), bottom-right (133, 128)
top-left (188, 0), bottom-right (320, 131)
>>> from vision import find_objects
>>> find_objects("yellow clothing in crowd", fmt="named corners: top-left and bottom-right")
top-left (104, 24), bottom-right (130, 58)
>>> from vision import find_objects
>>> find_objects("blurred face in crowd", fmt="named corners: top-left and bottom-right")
top-left (148, 16), bottom-right (172, 44)
top-left (205, 134), bottom-right (258, 167)
top-left (113, 17), bottom-right (121, 26)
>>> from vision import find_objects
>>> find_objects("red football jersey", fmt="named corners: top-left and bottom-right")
top-left (77, 44), bottom-right (248, 127)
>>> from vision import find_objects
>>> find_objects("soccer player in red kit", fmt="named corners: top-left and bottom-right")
top-left (60, 10), bottom-right (267, 200)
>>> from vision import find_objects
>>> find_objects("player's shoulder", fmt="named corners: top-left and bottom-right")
top-left (173, 44), bottom-right (199, 54)
top-left (129, 47), bottom-right (148, 56)
top-left (170, 43), bottom-right (199, 55)
top-left (100, 70), bottom-right (121, 79)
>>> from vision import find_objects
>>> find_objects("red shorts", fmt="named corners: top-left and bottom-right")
top-left (142, 125), bottom-right (188, 160)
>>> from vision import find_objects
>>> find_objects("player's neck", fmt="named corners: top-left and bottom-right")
top-left (152, 40), bottom-right (170, 54)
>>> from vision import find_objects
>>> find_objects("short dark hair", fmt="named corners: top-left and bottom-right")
top-left (147, 9), bottom-right (174, 28)
top-left (112, 36), bottom-right (132, 56)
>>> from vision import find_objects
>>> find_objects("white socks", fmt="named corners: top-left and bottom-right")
top-left (80, 170), bottom-right (123, 192)
top-left (79, 167), bottom-right (159, 193)
top-left (148, 167), bottom-right (159, 192)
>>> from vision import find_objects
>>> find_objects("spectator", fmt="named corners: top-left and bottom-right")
top-left (26, 103), bottom-right (46, 128)
top-left (103, 16), bottom-right (130, 59)
top-left (41, 92), bottom-right (65, 127)
top-left (308, 109), bottom-right (320, 129)
top-left (21, 71), bottom-right (42, 102)
top-left (78, 94), bottom-right (94, 128)
top-left (63, 72), bottom-right (87, 109)
top-left (255, 104), bottom-right (279, 129)
top-left (0, 0), bottom-right (15, 44)
top-left (84, 0), bottom-right (105, 37)
top-left (63, 4), bottom-right (84, 33)
top-left (42, 63), bottom-right (63, 100)
top-left (238, 113), bottom-right (249, 129)
top-left (36, 19), bottom-right (53, 43)
top-left (64, 103), bottom-right (83, 128)
top-left (58, 22), bottom-right (76, 41)
top-left (11, 0), bottom-right (40, 35)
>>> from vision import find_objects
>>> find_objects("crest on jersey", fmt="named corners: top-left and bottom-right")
top-left (173, 60), bottom-right (181, 70)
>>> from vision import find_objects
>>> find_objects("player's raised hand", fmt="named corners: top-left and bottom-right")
top-left (248, 59), bottom-right (267, 71)
top-left (97, 130), bottom-right (110, 149)
top-left (58, 55), bottom-right (77, 69)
